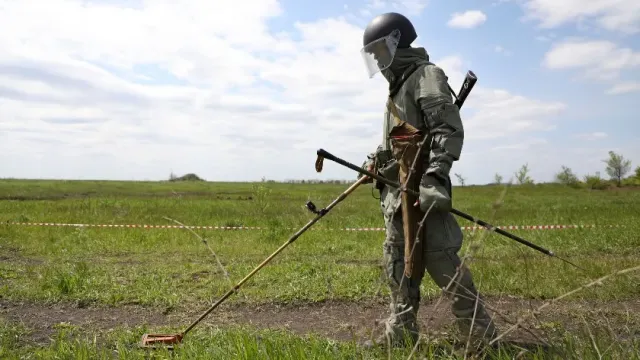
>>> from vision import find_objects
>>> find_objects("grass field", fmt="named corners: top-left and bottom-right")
top-left (1, 179), bottom-right (639, 359)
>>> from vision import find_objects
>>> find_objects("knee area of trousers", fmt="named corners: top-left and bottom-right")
top-left (423, 249), bottom-right (464, 286)
top-left (424, 249), bottom-right (461, 267)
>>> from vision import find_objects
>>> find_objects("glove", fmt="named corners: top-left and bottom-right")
top-left (416, 175), bottom-right (451, 212)
top-left (358, 156), bottom-right (375, 184)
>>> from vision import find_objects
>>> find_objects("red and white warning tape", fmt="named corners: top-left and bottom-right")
top-left (3, 222), bottom-right (624, 231)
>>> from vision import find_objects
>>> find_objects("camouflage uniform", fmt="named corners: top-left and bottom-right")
top-left (362, 46), bottom-right (497, 347)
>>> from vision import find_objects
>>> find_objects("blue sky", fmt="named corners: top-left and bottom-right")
top-left (0, 0), bottom-right (638, 184)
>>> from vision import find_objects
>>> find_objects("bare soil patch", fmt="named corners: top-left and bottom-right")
top-left (211, 297), bottom-right (640, 344)
top-left (2, 296), bottom-right (639, 348)
top-left (0, 246), bottom-right (44, 265)
top-left (0, 299), bottom-right (168, 345)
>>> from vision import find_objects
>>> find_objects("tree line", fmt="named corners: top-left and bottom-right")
top-left (169, 151), bottom-right (638, 188)
top-left (454, 150), bottom-right (637, 189)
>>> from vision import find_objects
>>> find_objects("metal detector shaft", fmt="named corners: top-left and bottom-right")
top-left (179, 175), bottom-right (369, 337)
top-left (316, 148), bottom-right (556, 258)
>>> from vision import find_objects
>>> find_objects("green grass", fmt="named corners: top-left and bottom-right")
top-left (1, 319), bottom-right (638, 359)
top-left (1, 179), bottom-right (639, 358)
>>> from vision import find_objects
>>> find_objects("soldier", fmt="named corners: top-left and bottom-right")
top-left (358, 12), bottom-right (498, 350)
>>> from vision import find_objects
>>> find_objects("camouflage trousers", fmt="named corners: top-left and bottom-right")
top-left (380, 199), bottom-right (498, 346)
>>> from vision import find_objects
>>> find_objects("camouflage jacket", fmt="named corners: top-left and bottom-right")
top-left (364, 47), bottom-right (464, 217)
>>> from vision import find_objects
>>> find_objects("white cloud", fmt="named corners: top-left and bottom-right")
top-left (392, 0), bottom-right (430, 15)
top-left (574, 132), bottom-right (608, 140)
top-left (490, 138), bottom-right (548, 151)
top-left (447, 10), bottom-right (487, 29)
top-left (358, 0), bottom-right (429, 18)
top-left (0, 0), bottom-right (568, 182)
top-left (606, 82), bottom-right (640, 95)
top-left (494, 45), bottom-right (512, 56)
top-left (491, 0), bottom-right (511, 6)
top-left (543, 40), bottom-right (640, 72)
top-left (542, 39), bottom-right (640, 88)
top-left (535, 33), bottom-right (557, 42)
top-left (460, 89), bottom-right (565, 140)
top-left (521, 0), bottom-right (640, 34)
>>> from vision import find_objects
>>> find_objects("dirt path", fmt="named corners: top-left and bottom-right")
top-left (2, 296), bottom-right (639, 347)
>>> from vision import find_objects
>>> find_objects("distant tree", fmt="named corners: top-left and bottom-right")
top-left (584, 171), bottom-right (608, 190)
top-left (454, 173), bottom-right (466, 186)
top-left (515, 163), bottom-right (534, 185)
top-left (555, 165), bottom-right (580, 187)
top-left (634, 166), bottom-right (640, 179)
top-left (603, 151), bottom-right (632, 186)
top-left (494, 173), bottom-right (503, 185)
top-left (169, 173), bottom-right (204, 182)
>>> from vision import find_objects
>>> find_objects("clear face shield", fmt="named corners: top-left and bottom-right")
top-left (360, 29), bottom-right (401, 78)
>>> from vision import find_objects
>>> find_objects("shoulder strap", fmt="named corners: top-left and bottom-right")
top-left (388, 63), bottom-right (422, 98)
top-left (386, 63), bottom-right (425, 126)
top-left (386, 97), bottom-right (403, 126)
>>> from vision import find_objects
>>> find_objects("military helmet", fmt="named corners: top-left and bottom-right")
top-left (362, 12), bottom-right (417, 48)
top-left (360, 12), bottom-right (417, 78)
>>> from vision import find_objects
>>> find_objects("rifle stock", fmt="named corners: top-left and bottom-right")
top-left (448, 70), bottom-right (477, 109)
top-left (455, 70), bottom-right (477, 109)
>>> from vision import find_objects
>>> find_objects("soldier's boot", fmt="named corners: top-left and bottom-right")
top-left (382, 284), bottom-right (421, 347)
top-left (363, 241), bottom-right (422, 349)
top-left (362, 323), bottom-right (418, 350)
top-left (363, 295), bottom-right (420, 349)
top-left (453, 291), bottom-right (498, 348)
top-left (424, 249), bottom-right (499, 350)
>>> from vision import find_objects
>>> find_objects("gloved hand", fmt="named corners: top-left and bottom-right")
top-left (359, 156), bottom-right (375, 184)
top-left (416, 175), bottom-right (451, 212)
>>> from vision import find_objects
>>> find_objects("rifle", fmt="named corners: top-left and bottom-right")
top-left (450, 70), bottom-right (478, 109)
